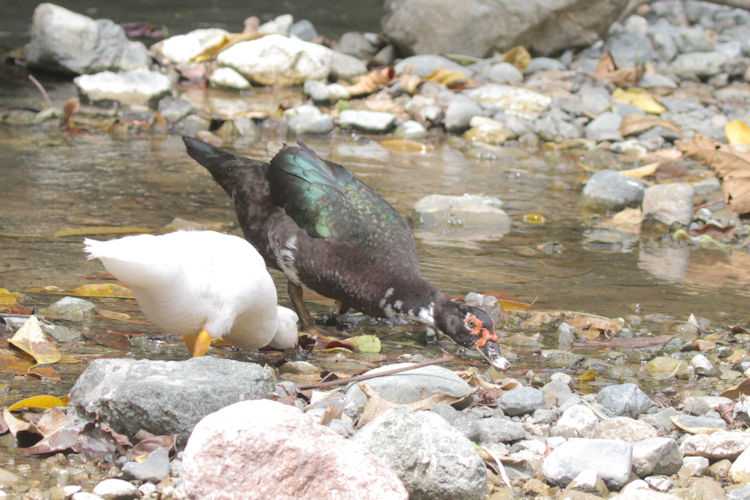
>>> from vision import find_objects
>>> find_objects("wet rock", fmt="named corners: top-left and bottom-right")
top-left (92, 478), bottom-right (139, 499)
top-left (184, 400), bottom-right (407, 499)
top-left (590, 417), bottom-right (658, 442)
top-left (122, 447), bottom-right (170, 482)
top-left (303, 80), bottom-right (350, 103)
top-left (464, 84), bottom-right (551, 118)
top-left (584, 112), bottom-right (623, 141)
top-left (476, 416), bottom-right (528, 444)
top-left (382, 0), bottom-right (629, 57)
top-left (642, 356), bottom-right (690, 380)
top-left (444, 94), bottom-right (482, 132)
top-left (596, 383), bottom-right (655, 418)
top-left (157, 97), bottom-right (196, 123)
top-left (151, 28), bottom-right (229, 65)
top-left (393, 120), bottom-right (428, 139)
top-left (69, 357), bottom-right (275, 441)
top-left (605, 21), bottom-right (656, 67)
top-left (46, 296), bottom-right (96, 321)
top-left (414, 193), bottom-right (510, 230)
top-left (640, 406), bottom-right (677, 433)
top-left (174, 114), bottom-right (211, 136)
top-left (632, 437), bottom-right (683, 477)
top-left (209, 67), bottom-right (251, 90)
top-left (27, 3), bottom-right (148, 75)
top-left (287, 112), bottom-right (334, 136)
top-left (464, 116), bottom-right (517, 145)
top-left (338, 109), bottom-right (396, 132)
top-left (542, 438), bottom-right (633, 490)
top-left (534, 108), bottom-right (583, 141)
top-left (74, 69), bottom-right (172, 107)
top-left (550, 404), bottom-right (598, 438)
top-left (642, 183), bottom-right (695, 229)
top-left (345, 363), bottom-right (473, 409)
top-left (497, 386), bottom-right (545, 416)
top-left (540, 349), bottom-right (585, 368)
top-left (354, 407), bottom-right (486, 500)
top-left (217, 34), bottom-right (332, 86)
top-left (477, 62), bottom-right (524, 84)
top-left (331, 51), bottom-right (369, 81)
top-left (680, 431), bottom-right (750, 460)
top-left (394, 55), bottom-right (469, 78)
top-left (582, 170), bottom-right (646, 211)
top-left (669, 51), bottom-right (729, 79)
top-left (290, 19), bottom-right (317, 41)
top-left (567, 469), bottom-right (609, 496)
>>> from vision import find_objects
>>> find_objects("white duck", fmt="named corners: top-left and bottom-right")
top-left (83, 230), bottom-right (299, 356)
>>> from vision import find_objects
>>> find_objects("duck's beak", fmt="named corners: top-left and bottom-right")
top-left (477, 339), bottom-right (511, 371)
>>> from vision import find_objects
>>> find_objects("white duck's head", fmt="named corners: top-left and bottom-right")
top-left (265, 306), bottom-right (299, 349)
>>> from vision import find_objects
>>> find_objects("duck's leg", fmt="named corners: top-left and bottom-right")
top-left (182, 329), bottom-right (213, 357)
top-left (287, 281), bottom-right (315, 328)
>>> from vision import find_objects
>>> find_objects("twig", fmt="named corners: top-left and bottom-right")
top-left (298, 354), bottom-right (455, 390)
top-left (28, 74), bottom-right (54, 109)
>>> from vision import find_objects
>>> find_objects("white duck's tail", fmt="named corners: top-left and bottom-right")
top-left (83, 235), bottom-right (173, 288)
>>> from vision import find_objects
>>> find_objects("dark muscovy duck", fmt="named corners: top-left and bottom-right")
top-left (182, 136), bottom-right (510, 370)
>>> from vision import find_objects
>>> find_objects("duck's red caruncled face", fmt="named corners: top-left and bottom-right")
top-left (464, 314), bottom-right (498, 348)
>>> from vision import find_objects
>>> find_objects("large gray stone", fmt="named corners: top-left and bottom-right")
top-left (542, 438), bottom-right (633, 490)
top-left (354, 407), bottom-right (487, 500)
top-left (642, 183), bottom-right (695, 228)
top-left (632, 437), bottom-right (683, 477)
top-left (74, 69), bottom-right (172, 106)
top-left (497, 387), bottom-right (545, 416)
top-left (27, 3), bottom-right (148, 75)
top-left (581, 170), bottom-right (646, 211)
top-left (69, 357), bottom-right (275, 441)
top-left (382, 0), bottom-right (629, 57)
top-left (596, 383), bottom-right (655, 418)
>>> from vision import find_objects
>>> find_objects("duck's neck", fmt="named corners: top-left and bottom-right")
top-left (378, 278), bottom-right (446, 327)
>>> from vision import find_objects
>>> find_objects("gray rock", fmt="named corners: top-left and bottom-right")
top-left (596, 383), bottom-right (655, 418)
top-left (476, 417), bottom-right (528, 444)
top-left (534, 109), bottom-right (583, 142)
top-left (680, 431), bottom-right (750, 460)
top-left (338, 109), bottom-right (396, 132)
top-left (27, 3), bottom-right (148, 75)
top-left (542, 438), bottom-right (632, 490)
top-left (92, 478), bottom-right (139, 500)
top-left (158, 97), bottom-right (196, 123)
top-left (331, 52), bottom-right (369, 82)
top-left (122, 447), bottom-right (170, 482)
top-left (383, 0), bottom-right (629, 57)
top-left (393, 120), bottom-right (428, 139)
top-left (45, 323), bottom-right (83, 343)
top-left (431, 403), bottom-right (480, 441)
top-left (690, 353), bottom-right (719, 377)
top-left (288, 113), bottom-right (334, 136)
top-left (290, 19), bottom-right (318, 42)
top-left (582, 170), bottom-right (646, 211)
top-left (217, 34), bottom-right (332, 86)
top-left (669, 51), bottom-right (729, 79)
top-left (639, 406), bottom-right (677, 434)
top-left (354, 407), bottom-right (487, 500)
top-left (303, 80), bottom-right (350, 102)
top-left (336, 32), bottom-right (377, 60)
top-left (651, 31), bottom-right (678, 63)
top-left (680, 456), bottom-right (710, 477)
top-left (632, 437), bottom-right (683, 477)
top-left (728, 483), bottom-right (750, 500)
top-left (550, 404), bottom-right (598, 438)
top-left (46, 296), bottom-right (96, 321)
top-left (683, 395), bottom-right (733, 415)
top-left (444, 95), bottom-right (483, 132)
top-left (477, 62), bottom-right (524, 84)
top-left (526, 57), bottom-right (567, 72)
top-left (676, 413), bottom-right (726, 430)
top-left (567, 469), bottom-right (609, 495)
top-left (642, 183), bottom-right (694, 228)
top-left (74, 69), bottom-right (172, 107)
top-left (69, 357), bottom-right (275, 441)
top-left (345, 364), bottom-right (473, 410)
top-left (497, 387), bottom-right (545, 417)
top-left (674, 26), bottom-right (715, 53)
top-left (174, 114), bottom-right (211, 136)
top-left (580, 87), bottom-right (613, 115)
top-left (584, 111), bottom-right (623, 141)
top-left (605, 28), bottom-right (656, 67)
top-left (532, 408), bottom-right (559, 425)
top-left (464, 84), bottom-right (551, 118)
top-left (414, 193), bottom-right (510, 229)
top-left (542, 379), bottom-right (580, 409)
top-left (394, 55), bottom-right (469, 78)
top-left (639, 71), bottom-right (678, 89)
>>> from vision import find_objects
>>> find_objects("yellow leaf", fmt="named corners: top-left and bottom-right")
top-left (502, 46), bottom-right (531, 72)
top-left (424, 68), bottom-right (470, 86)
top-left (348, 335), bottom-right (381, 353)
top-left (69, 283), bottom-right (134, 299)
top-left (578, 367), bottom-right (598, 381)
top-left (7, 395), bottom-right (67, 411)
top-left (8, 315), bottom-right (61, 365)
top-left (621, 161), bottom-right (660, 178)
top-left (725, 119), bottom-right (750, 145)
top-left (0, 288), bottom-right (22, 310)
top-left (612, 88), bottom-right (665, 114)
top-left (379, 139), bottom-right (434, 154)
top-left (53, 226), bottom-right (152, 238)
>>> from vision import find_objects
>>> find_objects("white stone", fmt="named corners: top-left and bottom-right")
top-left (729, 446), bottom-right (750, 483)
top-left (258, 14), bottom-right (293, 36)
top-left (217, 34), bottom-right (332, 86)
top-left (338, 109), bottom-right (396, 132)
top-left (414, 193), bottom-right (509, 229)
top-left (92, 478), bottom-right (139, 499)
top-left (610, 479), bottom-right (682, 500)
top-left (155, 28), bottom-right (229, 65)
top-left (209, 67), bottom-right (252, 90)
top-left (74, 69), bottom-right (172, 106)
top-left (464, 84), bottom-right (551, 118)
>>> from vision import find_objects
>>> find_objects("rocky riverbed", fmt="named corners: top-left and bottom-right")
top-left (3, 1), bottom-right (750, 499)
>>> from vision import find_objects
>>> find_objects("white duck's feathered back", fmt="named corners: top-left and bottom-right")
top-left (83, 231), bottom-right (298, 349)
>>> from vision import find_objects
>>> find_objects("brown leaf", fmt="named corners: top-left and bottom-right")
top-left (27, 366), bottom-right (61, 381)
top-left (568, 316), bottom-right (621, 339)
top-left (677, 133), bottom-right (750, 215)
top-left (424, 67), bottom-right (470, 87)
top-left (9, 315), bottom-right (61, 365)
top-left (593, 51), bottom-right (645, 88)
top-left (19, 427), bottom-right (81, 456)
top-left (319, 404), bottom-right (343, 426)
top-left (398, 73), bottom-right (422, 95)
top-left (35, 407), bottom-right (67, 438)
top-left (343, 66), bottom-right (395, 97)
top-left (620, 113), bottom-right (681, 137)
top-left (129, 429), bottom-right (175, 458)
top-left (78, 422), bottom-right (118, 462)
top-left (0, 347), bottom-right (35, 374)
top-left (3, 407), bottom-right (32, 436)
top-left (720, 378), bottom-right (750, 399)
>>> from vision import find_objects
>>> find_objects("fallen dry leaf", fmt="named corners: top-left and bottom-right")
top-left (670, 415), bottom-right (722, 434)
top-left (398, 73), bottom-right (422, 95)
top-left (3, 407), bottom-right (32, 436)
top-left (502, 46), bottom-right (531, 72)
top-left (568, 316), bottom-right (622, 339)
top-left (613, 88), bottom-right (665, 114)
top-left (620, 161), bottom-right (661, 179)
top-left (9, 316), bottom-right (61, 365)
top-left (7, 395), bottom-right (67, 411)
top-left (620, 113), bottom-right (680, 137)
top-left (593, 50), bottom-right (645, 88)
top-left (677, 133), bottom-right (750, 215)
top-left (725, 119), bottom-right (750, 145)
top-left (343, 66), bottom-right (395, 97)
top-left (424, 67), bottom-right (470, 87)
top-left (128, 429), bottom-right (172, 459)
top-left (720, 378), bottom-right (750, 399)
top-left (35, 407), bottom-right (67, 437)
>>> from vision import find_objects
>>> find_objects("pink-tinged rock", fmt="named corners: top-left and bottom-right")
top-left (182, 400), bottom-right (407, 500)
